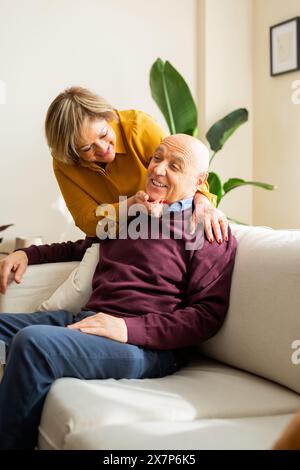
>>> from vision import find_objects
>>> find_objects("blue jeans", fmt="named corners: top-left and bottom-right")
top-left (0, 310), bottom-right (178, 449)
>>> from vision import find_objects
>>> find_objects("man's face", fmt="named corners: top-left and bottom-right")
top-left (146, 140), bottom-right (205, 203)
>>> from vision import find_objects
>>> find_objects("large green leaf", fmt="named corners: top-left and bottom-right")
top-left (223, 178), bottom-right (276, 194)
top-left (206, 109), bottom-right (248, 152)
top-left (150, 58), bottom-right (198, 136)
top-left (207, 172), bottom-right (223, 206)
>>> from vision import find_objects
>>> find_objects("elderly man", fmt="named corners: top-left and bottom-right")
top-left (0, 134), bottom-right (236, 449)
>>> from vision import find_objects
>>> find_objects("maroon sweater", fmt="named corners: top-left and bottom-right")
top-left (22, 211), bottom-right (237, 351)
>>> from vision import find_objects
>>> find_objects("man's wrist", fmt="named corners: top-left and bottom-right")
top-left (16, 246), bottom-right (40, 265)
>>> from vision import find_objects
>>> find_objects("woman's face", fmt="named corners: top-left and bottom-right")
top-left (76, 118), bottom-right (116, 164)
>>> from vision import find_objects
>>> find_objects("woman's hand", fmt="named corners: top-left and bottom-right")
top-left (68, 312), bottom-right (128, 343)
top-left (0, 251), bottom-right (28, 294)
top-left (129, 191), bottom-right (166, 218)
top-left (127, 190), bottom-right (150, 212)
top-left (134, 190), bottom-right (151, 208)
top-left (191, 193), bottom-right (228, 243)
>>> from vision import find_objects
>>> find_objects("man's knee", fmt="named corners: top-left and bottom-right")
top-left (11, 325), bottom-right (51, 353)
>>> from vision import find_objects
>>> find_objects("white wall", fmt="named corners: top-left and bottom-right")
top-left (198, 0), bottom-right (253, 224)
top-left (198, 0), bottom-right (300, 229)
top-left (253, 0), bottom-right (300, 228)
top-left (0, 0), bottom-right (197, 251)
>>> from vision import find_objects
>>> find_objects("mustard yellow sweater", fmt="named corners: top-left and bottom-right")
top-left (53, 109), bottom-right (215, 236)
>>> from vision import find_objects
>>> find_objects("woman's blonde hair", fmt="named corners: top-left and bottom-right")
top-left (45, 86), bottom-right (118, 164)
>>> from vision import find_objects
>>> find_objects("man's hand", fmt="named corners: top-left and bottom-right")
top-left (191, 192), bottom-right (228, 243)
top-left (0, 251), bottom-right (28, 294)
top-left (67, 312), bottom-right (128, 343)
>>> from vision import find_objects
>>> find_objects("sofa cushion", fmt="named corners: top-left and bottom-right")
top-left (199, 224), bottom-right (300, 394)
top-left (40, 415), bottom-right (293, 450)
top-left (38, 357), bottom-right (300, 450)
top-left (0, 261), bottom-right (78, 313)
top-left (37, 244), bottom-right (99, 314)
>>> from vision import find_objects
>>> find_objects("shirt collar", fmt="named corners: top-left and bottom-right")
top-left (167, 197), bottom-right (194, 213)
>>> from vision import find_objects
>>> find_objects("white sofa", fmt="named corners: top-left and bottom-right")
top-left (1, 224), bottom-right (300, 450)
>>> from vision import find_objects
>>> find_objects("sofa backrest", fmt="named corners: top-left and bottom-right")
top-left (199, 224), bottom-right (300, 394)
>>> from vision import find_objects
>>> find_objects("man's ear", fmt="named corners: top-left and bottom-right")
top-left (197, 171), bottom-right (208, 186)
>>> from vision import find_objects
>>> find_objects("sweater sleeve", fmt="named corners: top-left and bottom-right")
top-left (124, 228), bottom-right (237, 350)
top-left (53, 162), bottom-right (121, 237)
top-left (130, 111), bottom-right (167, 167)
top-left (197, 181), bottom-right (217, 207)
top-left (18, 237), bottom-right (98, 265)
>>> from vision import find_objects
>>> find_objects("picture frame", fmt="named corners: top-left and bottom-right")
top-left (270, 17), bottom-right (300, 76)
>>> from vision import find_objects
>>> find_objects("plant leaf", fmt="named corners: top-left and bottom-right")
top-left (0, 224), bottom-right (14, 232)
top-left (207, 172), bottom-right (223, 206)
top-left (223, 178), bottom-right (276, 194)
top-left (150, 58), bottom-right (198, 135)
top-left (206, 109), bottom-right (248, 152)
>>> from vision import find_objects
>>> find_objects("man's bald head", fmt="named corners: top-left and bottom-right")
top-left (146, 134), bottom-right (209, 203)
top-left (161, 134), bottom-right (209, 174)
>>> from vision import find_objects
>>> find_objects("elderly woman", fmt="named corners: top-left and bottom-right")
top-left (45, 87), bottom-right (228, 242)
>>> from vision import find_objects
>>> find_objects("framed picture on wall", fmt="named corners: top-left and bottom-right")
top-left (270, 17), bottom-right (300, 76)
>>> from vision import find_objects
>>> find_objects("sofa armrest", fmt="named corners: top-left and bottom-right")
top-left (0, 262), bottom-right (79, 314)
